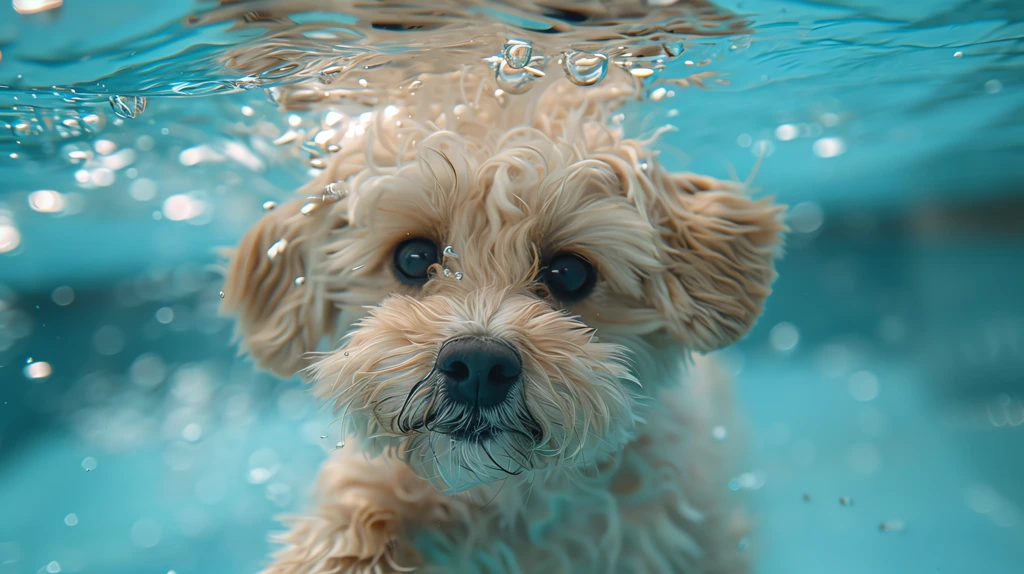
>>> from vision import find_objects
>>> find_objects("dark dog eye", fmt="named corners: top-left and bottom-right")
top-left (543, 252), bottom-right (596, 301)
top-left (394, 238), bottom-right (438, 284)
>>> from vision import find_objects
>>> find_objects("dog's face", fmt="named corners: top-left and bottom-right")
top-left (223, 87), bottom-right (784, 492)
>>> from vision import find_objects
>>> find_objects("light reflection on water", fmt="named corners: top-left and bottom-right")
top-left (1, 1), bottom-right (1023, 573)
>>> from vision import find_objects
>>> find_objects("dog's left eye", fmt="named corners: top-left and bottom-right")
top-left (543, 252), bottom-right (596, 302)
top-left (394, 238), bottom-right (439, 284)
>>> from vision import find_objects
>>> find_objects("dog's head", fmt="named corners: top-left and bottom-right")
top-left (222, 77), bottom-right (784, 492)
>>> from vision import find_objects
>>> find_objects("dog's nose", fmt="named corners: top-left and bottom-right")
top-left (437, 337), bottom-right (522, 409)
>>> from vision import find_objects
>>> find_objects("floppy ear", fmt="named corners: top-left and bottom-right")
top-left (220, 197), bottom-right (342, 377)
top-left (649, 171), bottom-right (786, 351)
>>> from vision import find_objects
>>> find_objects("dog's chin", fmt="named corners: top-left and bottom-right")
top-left (400, 427), bottom-right (538, 493)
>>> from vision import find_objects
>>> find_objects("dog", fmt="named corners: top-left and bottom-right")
top-left (221, 69), bottom-right (785, 573)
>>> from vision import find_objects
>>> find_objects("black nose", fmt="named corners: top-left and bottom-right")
top-left (437, 337), bottom-right (522, 409)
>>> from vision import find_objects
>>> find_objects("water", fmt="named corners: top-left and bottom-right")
top-left (1, 0), bottom-right (1022, 573)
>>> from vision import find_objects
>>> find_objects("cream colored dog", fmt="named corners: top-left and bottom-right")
top-left (222, 70), bottom-right (784, 573)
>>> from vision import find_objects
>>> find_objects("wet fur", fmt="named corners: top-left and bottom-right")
top-left (222, 70), bottom-right (785, 573)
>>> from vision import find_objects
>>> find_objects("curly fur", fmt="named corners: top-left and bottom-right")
top-left (222, 68), bottom-right (784, 573)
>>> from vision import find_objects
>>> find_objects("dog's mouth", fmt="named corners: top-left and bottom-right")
top-left (416, 407), bottom-right (543, 446)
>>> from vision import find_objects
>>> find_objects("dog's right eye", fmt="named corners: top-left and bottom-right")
top-left (393, 238), bottom-right (439, 284)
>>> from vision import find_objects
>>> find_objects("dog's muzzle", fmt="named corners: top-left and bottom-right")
top-left (436, 336), bottom-right (522, 409)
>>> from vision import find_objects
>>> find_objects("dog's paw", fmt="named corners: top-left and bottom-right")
top-left (258, 514), bottom-right (415, 574)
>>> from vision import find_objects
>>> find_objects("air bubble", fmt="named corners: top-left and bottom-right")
top-left (503, 39), bottom-right (533, 69)
top-left (879, 520), bottom-right (905, 532)
top-left (81, 457), bottom-right (97, 472)
top-left (495, 56), bottom-right (545, 94)
top-left (455, 272), bottom-right (464, 281)
top-left (294, 276), bottom-right (305, 286)
top-left (218, 291), bottom-right (224, 298)
top-left (109, 95), bottom-right (147, 120)
top-left (262, 201), bottom-right (277, 211)
top-left (443, 245), bottom-right (459, 259)
top-left (300, 202), bottom-right (318, 215)
top-left (443, 268), bottom-right (452, 277)
top-left (267, 238), bottom-right (288, 260)
top-left (317, 66), bottom-right (341, 84)
top-left (562, 51), bottom-right (608, 86)
top-left (662, 41), bottom-right (684, 58)
top-left (325, 182), bottom-right (346, 198)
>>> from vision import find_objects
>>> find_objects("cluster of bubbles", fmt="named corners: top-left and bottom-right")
top-left (485, 38), bottom-right (681, 95)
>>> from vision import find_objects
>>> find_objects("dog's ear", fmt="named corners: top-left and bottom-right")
top-left (220, 198), bottom-right (341, 377)
top-left (643, 169), bottom-right (786, 351)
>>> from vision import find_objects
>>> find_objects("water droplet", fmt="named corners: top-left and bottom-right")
top-left (108, 95), bottom-right (146, 120)
top-left (293, 276), bottom-right (305, 286)
top-left (64, 513), bottom-right (78, 526)
top-left (320, 435), bottom-right (327, 439)
top-left (351, 265), bottom-right (364, 272)
top-left (839, 496), bottom-right (852, 506)
top-left (954, 51), bottom-right (964, 58)
top-left (562, 50), bottom-right (608, 86)
top-left (358, 78), bottom-right (368, 87)
top-left (443, 245), bottom-right (459, 259)
top-left (343, 351), bottom-right (349, 356)
top-left (300, 202), bottom-right (318, 215)
top-left (335, 438), bottom-right (346, 449)
top-left (443, 267), bottom-right (452, 277)
top-left (629, 67), bottom-right (655, 78)
top-left (267, 238), bottom-right (288, 260)
top-left (262, 201), bottom-right (277, 211)
top-left (455, 272), bottom-right (464, 281)
top-left (218, 291), bottom-right (224, 298)
top-left (46, 561), bottom-right (61, 573)
top-left (327, 144), bottom-right (341, 153)
top-left (81, 457), bottom-right (97, 472)
top-left (502, 39), bottom-right (533, 69)
top-left (650, 87), bottom-right (667, 102)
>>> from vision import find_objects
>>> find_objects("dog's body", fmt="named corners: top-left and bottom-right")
top-left (223, 71), bottom-right (784, 573)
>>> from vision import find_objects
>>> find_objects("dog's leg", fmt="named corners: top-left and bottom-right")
top-left (259, 447), bottom-right (459, 574)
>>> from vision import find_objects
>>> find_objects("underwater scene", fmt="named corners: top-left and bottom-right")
top-left (1, 0), bottom-right (1023, 573)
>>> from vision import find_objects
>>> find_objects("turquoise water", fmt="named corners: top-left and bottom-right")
top-left (1, 1), bottom-right (1023, 573)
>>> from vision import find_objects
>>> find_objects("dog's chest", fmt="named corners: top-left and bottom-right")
top-left (409, 421), bottom-right (718, 573)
